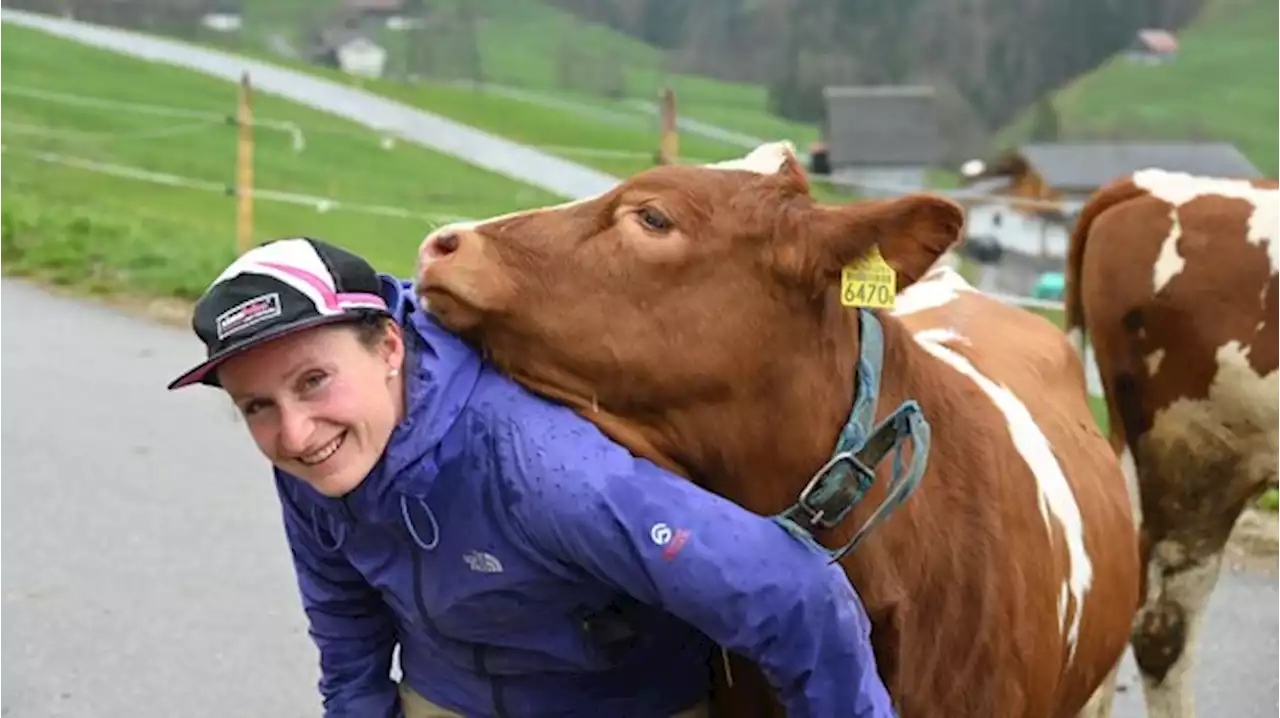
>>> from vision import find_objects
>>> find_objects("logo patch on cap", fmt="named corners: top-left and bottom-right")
top-left (216, 292), bottom-right (282, 339)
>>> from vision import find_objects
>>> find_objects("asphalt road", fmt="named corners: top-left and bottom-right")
top-left (0, 9), bottom-right (621, 202)
top-left (2, 278), bottom-right (1276, 717)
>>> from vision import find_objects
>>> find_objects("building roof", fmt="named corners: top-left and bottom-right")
top-left (341, 0), bottom-right (404, 13)
top-left (1019, 141), bottom-right (1263, 192)
top-left (821, 85), bottom-right (941, 168)
top-left (1134, 29), bottom-right (1178, 54)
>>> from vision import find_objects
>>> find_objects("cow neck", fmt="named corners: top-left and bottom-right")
top-left (627, 301), bottom-right (929, 545)
top-left (772, 308), bottom-right (931, 560)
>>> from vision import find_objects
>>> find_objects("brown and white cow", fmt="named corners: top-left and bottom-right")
top-left (1063, 169), bottom-right (1279, 718)
top-left (415, 142), bottom-right (1140, 717)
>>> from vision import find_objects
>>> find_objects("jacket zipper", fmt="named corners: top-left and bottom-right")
top-left (410, 548), bottom-right (438, 633)
top-left (473, 644), bottom-right (510, 718)
top-left (411, 549), bottom-right (508, 717)
top-left (339, 494), bottom-right (359, 524)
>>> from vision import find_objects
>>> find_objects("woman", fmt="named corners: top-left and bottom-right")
top-left (168, 236), bottom-right (894, 718)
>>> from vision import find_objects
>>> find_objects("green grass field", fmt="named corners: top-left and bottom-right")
top-left (998, 0), bottom-right (1279, 175)
top-left (1, 23), bottom-right (564, 298)
top-left (184, 44), bottom-right (790, 180)
top-left (190, 0), bottom-right (821, 179)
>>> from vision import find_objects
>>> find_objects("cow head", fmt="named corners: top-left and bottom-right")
top-left (415, 142), bottom-right (964, 414)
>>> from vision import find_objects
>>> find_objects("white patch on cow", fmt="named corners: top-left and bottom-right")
top-left (1146, 348), bottom-right (1165, 376)
top-left (912, 328), bottom-right (1094, 661)
top-left (930, 249), bottom-right (964, 272)
top-left (1148, 340), bottom-right (1279, 491)
top-left (1066, 326), bottom-right (1086, 359)
top-left (1213, 340), bottom-right (1272, 422)
top-left (706, 140), bottom-right (797, 175)
top-left (1057, 583), bottom-right (1070, 633)
top-left (890, 266), bottom-right (976, 317)
top-left (1150, 208), bottom-right (1187, 295)
top-left (1135, 169), bottom-right (1280, 292)
top-left (1119, 445), bottom-right (1142, 526)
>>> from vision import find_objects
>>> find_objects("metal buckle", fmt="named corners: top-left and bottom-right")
top-left (792, 450), bottom-right (875, 530)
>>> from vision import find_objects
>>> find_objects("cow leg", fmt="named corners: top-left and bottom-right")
top-left (1127, 445), bottom-right (1235, 718)
top-left (1130, 538), bottom-right (1223, 718)
top-left (1076, 661), bottom-right (1121, 718)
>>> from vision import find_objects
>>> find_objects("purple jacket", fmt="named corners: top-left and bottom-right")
top-left (273, 274), bottom-right (896, 718)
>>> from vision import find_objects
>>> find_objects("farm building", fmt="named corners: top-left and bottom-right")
top-left (950, 141), bottom-right (1263, 296)
top-left (306, 28), bottom-right (389, 78)
top-left (199, 0), bottom-right (241, 32)
top-left (819, 85), bottom-right (942, 194)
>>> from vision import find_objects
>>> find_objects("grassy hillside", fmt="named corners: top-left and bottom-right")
top-left (207, 0), bottom-right (822, 166)
top-left (0, 23), bottom-right (562, 298)
top-left (999, 0), bottom-right (1278, 174)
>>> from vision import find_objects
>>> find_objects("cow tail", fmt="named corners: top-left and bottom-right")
top-left (1063, 176), bottom-right (1149, 361)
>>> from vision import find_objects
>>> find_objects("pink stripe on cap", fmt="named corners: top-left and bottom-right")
top-left (260, 261), bottom-right (389, 313)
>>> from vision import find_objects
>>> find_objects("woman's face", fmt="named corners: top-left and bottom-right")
top-left (217, 321), bottom-right (406, 497)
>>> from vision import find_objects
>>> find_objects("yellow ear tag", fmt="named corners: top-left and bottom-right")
top-left (840, 246), bottom-right (897, 309)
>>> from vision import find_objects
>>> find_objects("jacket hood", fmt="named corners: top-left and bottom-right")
top-left (302, 274), bottom-right (482, 526)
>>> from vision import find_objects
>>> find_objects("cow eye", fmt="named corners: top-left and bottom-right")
top-left (637, 207), bottom-right (673, 233)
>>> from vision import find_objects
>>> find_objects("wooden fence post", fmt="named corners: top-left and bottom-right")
top-left (236, 71), bottom-right (255, 255)
top-left (657, 87), bottom-right (678, 165)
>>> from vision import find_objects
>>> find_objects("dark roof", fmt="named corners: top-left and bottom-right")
top-left (821, 85), bottom-right (941, 168)
top-left (1020, 141), bottom-right (1262, 191)
top-left (341, 0), bottom-right (403, 12)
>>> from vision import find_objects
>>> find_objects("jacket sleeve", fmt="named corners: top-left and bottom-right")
top-left (274, 474), bottom-right (403, 718)
top-left (493, 404), bottom-right (896, 718)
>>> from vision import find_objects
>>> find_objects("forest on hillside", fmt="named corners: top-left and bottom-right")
top-left (550, 0), bottom-right (1206, 129)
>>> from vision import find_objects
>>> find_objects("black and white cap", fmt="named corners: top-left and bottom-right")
top-left (167, 237), bottom-right (391, 390)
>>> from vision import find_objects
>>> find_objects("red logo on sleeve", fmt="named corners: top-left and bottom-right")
top-left (649, 522), bottom-right (691, 560)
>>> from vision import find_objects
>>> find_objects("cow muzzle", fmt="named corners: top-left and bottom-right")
top-left (420, 230), bottom-right (461, 263)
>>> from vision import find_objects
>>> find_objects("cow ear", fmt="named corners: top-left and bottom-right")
top-left (778, 194), bottom-right (965, 294)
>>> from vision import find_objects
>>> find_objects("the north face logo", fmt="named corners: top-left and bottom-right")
top-left (464, 550), bottom-right (504, 573)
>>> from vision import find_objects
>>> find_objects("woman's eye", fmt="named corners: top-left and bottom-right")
top-left (301, 372), bottom-right (329, 392)
top-left (638, 207), bottom-right (673, 232)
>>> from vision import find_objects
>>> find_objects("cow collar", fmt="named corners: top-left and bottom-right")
top-left (774, 307), bottom-right (932, 562)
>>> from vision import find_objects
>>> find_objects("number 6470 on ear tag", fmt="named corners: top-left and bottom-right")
top-left (841, 247), bottom-right (896, 309)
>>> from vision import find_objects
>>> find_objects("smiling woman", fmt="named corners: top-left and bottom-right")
top-left (166, 239), bottom-right (409, 497)
top-left (218, 314), bottom-right (408, 497)
top-left (168, 236), bottom-right (897, 718)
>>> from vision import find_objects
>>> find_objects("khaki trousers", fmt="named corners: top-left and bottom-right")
top-left (399, 682), bottom-right (710, 718)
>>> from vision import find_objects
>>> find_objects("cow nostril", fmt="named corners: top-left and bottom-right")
top-left (424, 230), bottom-right (460, 258)
top-left (431, 232), bottom-right (460, 257)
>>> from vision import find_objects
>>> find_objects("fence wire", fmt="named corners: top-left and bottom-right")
top-left (1, 143), bottom-right (470, 227)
